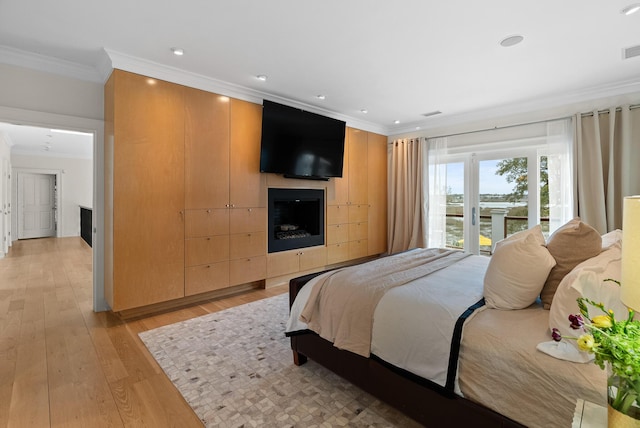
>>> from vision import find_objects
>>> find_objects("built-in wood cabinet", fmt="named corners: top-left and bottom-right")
top-left (104, 70), bottom-right (186, 311)
top-left (367, 132), bottom-right (388, 256)
top-left (326, 127), bottom-right (387, 264)
top-left (105, 69), bottom-right (387, 310)
top-left (267, 246), bottom-right (327, 278)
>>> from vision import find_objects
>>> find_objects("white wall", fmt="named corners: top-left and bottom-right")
top-left (11, 154), bottom-right (93, 238)
top-left (0, 133), bottom-right (11, 257)
top-left (0, 62), bottom-right (107, 311)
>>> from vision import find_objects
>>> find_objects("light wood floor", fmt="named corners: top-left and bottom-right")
top-left (0, 237), bottom-right (288, 428)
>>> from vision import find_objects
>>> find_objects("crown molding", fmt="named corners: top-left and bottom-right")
top-left (390, 77), bottom-right (640, 136)
top-left (0, 45), bottom-right (103, 83)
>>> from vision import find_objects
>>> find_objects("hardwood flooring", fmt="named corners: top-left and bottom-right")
top-left (0, 237), bottom-right (288, 428)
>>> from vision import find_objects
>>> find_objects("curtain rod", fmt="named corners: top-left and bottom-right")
top-left (396, 103), bottom-right (640, 142)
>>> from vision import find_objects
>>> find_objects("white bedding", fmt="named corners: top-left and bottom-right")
top-left (287, 252), bottom-right (488, 394)
top-left (286, 251), bottom-right (606, 428)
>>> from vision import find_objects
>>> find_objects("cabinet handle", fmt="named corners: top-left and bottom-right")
top-left (207, 209), bottom-right (211, 213)
top-left (248, 208), bottom-right (252, 212)
top-left (231, 204), bottom-right (236, 208)
top-left (247, 233), bottom-right (251, 237)
top-left (225, 204), bottom-right (230, 208)
top-left (207, 265), bottom-right (211, 268)
top-left (207, 237), bottom-right (211, 240)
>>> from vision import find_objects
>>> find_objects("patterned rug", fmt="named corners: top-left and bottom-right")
top-left (139, 293), bottom-right (421, 427)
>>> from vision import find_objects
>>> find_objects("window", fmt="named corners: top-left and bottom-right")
top-left (427, 119), bottom-right (573, 254)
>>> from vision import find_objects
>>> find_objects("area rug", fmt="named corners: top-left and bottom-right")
top-left (139, 293), bottom-right (420, 427)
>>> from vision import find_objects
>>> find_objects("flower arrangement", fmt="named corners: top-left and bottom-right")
top-left (552, 280), bottom-right (640, 419)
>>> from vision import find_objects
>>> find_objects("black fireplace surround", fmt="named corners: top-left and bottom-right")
top-left (268, 188), bottom-right (324, 253)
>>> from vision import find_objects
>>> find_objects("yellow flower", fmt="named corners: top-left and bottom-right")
top-left (591, 315), bottom-right (613, 329)
top-left (577, 334), bottom-right (595, 352)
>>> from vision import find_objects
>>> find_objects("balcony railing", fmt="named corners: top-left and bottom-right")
top-left (445, 213), bottom-right (549, 255)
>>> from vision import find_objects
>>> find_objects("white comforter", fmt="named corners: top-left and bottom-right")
top-left (286, 252), bottom-right (488, 394)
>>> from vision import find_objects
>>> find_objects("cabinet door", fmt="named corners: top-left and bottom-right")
top-left (185, 209), bottom-right (228, 238)
top-left (348, 204), bottom-right (368, 223)
top-left (230, 99), bottom-right (266, 208)
top-left (229, 232), bottom-right (266, 259)
top-left (348, 239), bottom-right (368, 260)
top-left (327, 243), bottom-right (349, 265)
top-left (266, 250), bottom-right (300, 278)
top-left (111, 70), bottom-right (185, 310)
top-left (367, 132), bottom-right (388, 255)
top-left (184, 87), bottom-right (230, 209)
top-left (327, 205), bottom-right (349, 225)
top-left (328, 129), bottom-right (349, 206)
top-left (347, 128), bottom-right (368, 205)
top-left (299, 246), bottom-right (327, 271)
top-left (185, 235), bottom-right (229, 267)
top-left (185, 261), bottom-right (230, 296)
top-left (327, 223), bottom-right (349, 245)
top-left (349, 222), bottom-right (368, 241)
top-left (229, 207), bottom-right (266, 234)
top-left (230, 256), bottom-right (267, 285)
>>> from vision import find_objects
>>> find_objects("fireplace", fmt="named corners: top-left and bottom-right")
top-left (268, 188), bottom-right (324, 253)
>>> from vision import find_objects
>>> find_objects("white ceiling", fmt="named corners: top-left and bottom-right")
top-left (0, 122), bottom-right (93, 159)
top-left (1, 0), bottom-right (640, 138)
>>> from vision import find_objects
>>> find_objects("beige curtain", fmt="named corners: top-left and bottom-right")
top-left (387, 138), bottom-right (426, 254)
top-left (575, 105), bottom-right (640, 233)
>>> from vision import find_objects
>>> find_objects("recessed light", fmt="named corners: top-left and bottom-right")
top-left (219, 96), bottom-right (230, 102)
top-left (316, 95), bottom-right (326, 100)
top-left (394, 120), bottom-right (400, 124)
top-left (416, 126), bottom-right (421, 130)
top-left (360, 109), bottom-right (368, 114)
top-left (256, 75), bottom-right (268, 81)
top-left (622, 3), bottom-right (640, 15)
top-left (500, 35), bottom-right (524, 47)
top-left (171, 47), bottom-right (184, 56)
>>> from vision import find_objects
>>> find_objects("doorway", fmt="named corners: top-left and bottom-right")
top-left (17, 172), bottom-right (57, 239)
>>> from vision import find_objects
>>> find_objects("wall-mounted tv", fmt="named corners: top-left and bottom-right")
top-left (259, 100), bottom-right (346, 180)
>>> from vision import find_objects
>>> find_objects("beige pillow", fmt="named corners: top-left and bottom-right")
top-left (484, 230), bottom-right (557, 310)
top-left (541, 218), bottom-right (602, 309)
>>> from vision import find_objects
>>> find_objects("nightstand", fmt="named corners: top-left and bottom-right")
top-left (572, 399), bottom-right (607, 428)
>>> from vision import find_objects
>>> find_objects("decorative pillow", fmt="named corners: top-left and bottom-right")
top-left (484, 229), bottom-right (556, 310)
top-left (601, 229), bottom-right (622, 250)
top-left (542, 244), bottom-right (622, 363)
top-left (541, 218), bottom-right (602, 309)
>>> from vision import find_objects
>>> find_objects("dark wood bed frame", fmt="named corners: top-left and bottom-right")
top-left (288, 271), bottom-right (526, 428)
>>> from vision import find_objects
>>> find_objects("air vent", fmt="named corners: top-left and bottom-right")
top-left (623, 45), bottom-right (640, 60)
top-left (422, 111), bottom-right (442, 118)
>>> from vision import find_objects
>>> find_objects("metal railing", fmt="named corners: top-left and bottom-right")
top-left (445, 213), bottom-right (549, 255)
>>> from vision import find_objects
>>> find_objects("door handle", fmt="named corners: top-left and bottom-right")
top-left (472, 207), bottom-right (476, 226)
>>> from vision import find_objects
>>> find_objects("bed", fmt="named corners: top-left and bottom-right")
top-left (285, 224), bottom-right (622, 427)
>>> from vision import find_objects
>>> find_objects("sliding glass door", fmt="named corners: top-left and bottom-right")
top-left (428, 118), bottom-right (572, 255)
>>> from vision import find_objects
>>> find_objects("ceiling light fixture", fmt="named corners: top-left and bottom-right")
top-left (171, 47), bottom-right (184, 56)
top-left (256, 75), bottom-right (268, 81)
top-left (316, 95), bottom-right (326, 100)
top-left (360, 109), bottom-right (368, 114)
top-left (394, 120), bottom-right (400, 124)
top-left (622, 3), bottom-right (640, 15)
top-left (500, 35), bottom-right (524, 47)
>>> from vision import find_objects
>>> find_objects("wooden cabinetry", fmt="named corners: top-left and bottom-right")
top-left (367, 132), bottom-right (388, 255)
top-left (104, 70), bottom-right (186, 311)
top-left (183, 97), bottom-right (267, 296)
top-left (327, 127), bottom-right (375, 264)
top-left (267, 246), bottom-right (327, 278)
top-left (105, 71), bottom-right (268, 311)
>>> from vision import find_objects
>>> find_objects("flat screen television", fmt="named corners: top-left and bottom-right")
top-left (259, 100), bottom-right (346, 180)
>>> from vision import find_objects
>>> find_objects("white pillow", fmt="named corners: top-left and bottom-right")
top-left (542, 244), bottom-right (622, 363)
top-left (496, 224), bottom-right (545, 248)
top-left (484, 230), bottom-right (557, 310)
top-left (601, 229), bottom-right (622, 250)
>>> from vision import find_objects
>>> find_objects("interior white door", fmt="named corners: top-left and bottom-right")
top-left (18, 172), bottom-right (56, 239)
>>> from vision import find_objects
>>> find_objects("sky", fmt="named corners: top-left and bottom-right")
top-left (446, 160), bottom-right (515, 194)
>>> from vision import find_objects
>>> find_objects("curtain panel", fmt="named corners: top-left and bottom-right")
top-left (575, 106), bottom-right (640, 233)
top-left (387, 138), bottom-right (426, 254)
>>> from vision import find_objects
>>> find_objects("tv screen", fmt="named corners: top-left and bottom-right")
top-left (259, 100), bottom-right (346, 180)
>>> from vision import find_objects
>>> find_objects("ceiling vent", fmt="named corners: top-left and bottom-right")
top-left (623, 45), bottom-right (640, 60)
top-left (422, 111), bottom-right (442, 118)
